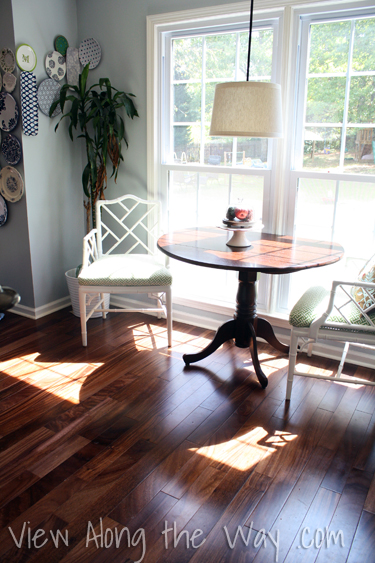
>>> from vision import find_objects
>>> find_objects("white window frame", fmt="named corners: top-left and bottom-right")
top-left (278, 1), bottom-right (375, 315)
top-left (147, 0), bottom-right (375, 325)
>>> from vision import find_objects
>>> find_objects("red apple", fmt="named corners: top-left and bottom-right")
top-left (235, 208), bottom-right (253, 221)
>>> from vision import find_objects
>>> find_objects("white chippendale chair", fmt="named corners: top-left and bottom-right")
top-left (287, 278), bottom-right (375, 400)
top-left (78, 194), bottom-right (172, 347)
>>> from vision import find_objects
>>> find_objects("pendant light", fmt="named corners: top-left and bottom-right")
top-left (209, 0), bottom-right (283, 138)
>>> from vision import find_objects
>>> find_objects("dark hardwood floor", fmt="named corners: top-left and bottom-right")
top-left (0, 307), bottom-right (374, 562)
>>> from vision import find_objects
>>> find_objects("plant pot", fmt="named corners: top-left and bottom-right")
top-left (65, 269), bottom-right (110, 318)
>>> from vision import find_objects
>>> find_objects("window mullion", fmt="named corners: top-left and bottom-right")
top-left (339, 18), bottom-right (356, 169)
top-left (200, 37), bottom-right (206, 165)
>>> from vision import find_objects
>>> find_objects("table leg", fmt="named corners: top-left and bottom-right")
top-left (183, 319), bottom-right (236, 365)
top-left (182, 271), bottom-right (287, 388)
top-left (256, 317), bottom-right (289, 354)
top-left (248, 322), bottom-right (268, 389)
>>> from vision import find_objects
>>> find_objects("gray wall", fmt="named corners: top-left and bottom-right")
top-left (10, 0), bottom-right (84, 310)
top-left (76, 0), bottom-right (240, 200)
top-left (1, 0), bottom-right (83, 308)
top-left (1, 0), bottom-right (34, 307)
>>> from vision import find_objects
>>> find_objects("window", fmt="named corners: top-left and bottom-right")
top-left (148, 1), bottom-right (375, 323)
top-left (157, 14), bottom-right (282, 310)
top-left (281, 8), bottom-right (375, 314)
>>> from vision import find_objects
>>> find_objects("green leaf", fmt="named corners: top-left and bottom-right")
top-left (80, 63), bottom-right (90, 98)
top-left (59, 86), bottom-right (68, 113)
top-left (82, 163), bottom-right (91, 198)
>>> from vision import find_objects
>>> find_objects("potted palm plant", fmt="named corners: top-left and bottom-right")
top-left (50, 63), bottom-right (139, 231)
top-left (50, 65), bottom-right (139, 316)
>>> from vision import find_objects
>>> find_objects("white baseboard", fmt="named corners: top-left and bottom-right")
top-left (9, 294), bottom-right (375, 370)
top-left (11, 296), bottom-right (71, 320)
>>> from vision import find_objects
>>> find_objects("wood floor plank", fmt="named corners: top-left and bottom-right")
top-left (321, 409), bottom-right (372, 493)
top-left (346, 510), bottom-right (375, 563)
top-left (283, 487), bottom-right (341, 563)
top-left (316, 468), bottom-right (372, 563)
top-left (251, 445), bottom-right (335, 563)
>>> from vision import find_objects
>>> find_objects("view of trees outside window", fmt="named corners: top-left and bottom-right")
top-left (288, 15), bottom-right (375, 310)
top-left (171, 28), bottom-right (273, 167)
top-left (302, 17), bottom-right (375, 174)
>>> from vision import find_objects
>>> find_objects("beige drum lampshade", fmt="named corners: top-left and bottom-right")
top-left (209, 81), bottom-right (283, 138)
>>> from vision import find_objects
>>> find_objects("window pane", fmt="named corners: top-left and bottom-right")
top-left (308, 21), bottom-right (351, 74)
top-left (173, 83), bottom-right (201, 123)
top-left (169, 171), bottom-right (198, 230)
top-left (168, 173), bottom-right (264, 229)
top-left (239, 29), bottom-right (273, 80)
top-left (231, 175), bottom-right (264, 222)
top-left (237, 138), bottom-right (269, 167)
top-left (198, 174), bottom-right (230, 225)
top-left (173, 37), bottom-right (202, 80)
top-left (205, 33), bottom-right (236, 79)
top-left (352, 18), bottom-right (375, 72)
top-left (305, 77), bottom-right (346, 123)
top-left (173, 125), bottom-right (200, 163)
top-left (294, 178), bottom-right (336, 240)
top-left (344, 127), bottom-right (375, 174)
top-left (289, 177), bottom-right (375, 307)
top-left (348, 76), bottom-right (375, 124)
top-left (303, 127), bottom-right (342, 170)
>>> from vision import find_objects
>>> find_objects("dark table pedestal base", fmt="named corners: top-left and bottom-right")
top-left (183, 271), bottom-right (289, 388)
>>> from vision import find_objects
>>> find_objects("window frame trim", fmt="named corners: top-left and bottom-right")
top-left (147, 0), bottom-right (375, 320)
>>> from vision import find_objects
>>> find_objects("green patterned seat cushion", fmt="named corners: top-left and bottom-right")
top-left (289, 285), bottom-right (375, 330)
top-left (78, 255), bottom-right (172, 287)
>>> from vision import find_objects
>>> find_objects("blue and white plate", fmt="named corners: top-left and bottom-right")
top-left (66, 47), bottom-right (80, 88)
top-left (20, 72), bottom-right (39, 136)
top-left (0, 92), bottom-right (19, 132)
top-left (0, 194), bottom-right (7, 227)
top-left (79, 38), bottom-right (101, 69)
top-left (0, 166), bottom-right (24, 203)
top-left (45, 51), bottom-right (66, 81)
top-left (38, 79), bottom-right (61, 117)
top-left (1, 134), bottom-right (22, 166)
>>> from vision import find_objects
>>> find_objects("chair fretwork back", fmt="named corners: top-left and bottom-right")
top-left (96, 195), bottom-right (161, 258)
top-left (333, 283), bottom-right (375, 330)
top-left (83, 229), bottom-right (99, 265)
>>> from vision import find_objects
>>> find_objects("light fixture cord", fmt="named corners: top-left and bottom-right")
top-left (246, 0), bottom-right (254, 81)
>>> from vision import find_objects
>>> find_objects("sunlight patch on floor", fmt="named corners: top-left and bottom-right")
top-left (191, 427), bottom-right (297, 471)
top-left (295, 362), bottom-right (366, 388)
top-left (0, 353), bottom-right (104, 404)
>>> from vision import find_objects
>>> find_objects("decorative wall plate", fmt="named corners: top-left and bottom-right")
top-left (66, 47), bottom-right (80, 88)
top-left (2, 72), bottom-right (17, 93)
top-left (0, 166), bottom-right (24, 203)
top-left (1, 134), bottom-right (22, 166)
top-left (0, 48), bottom-right (16, 73)
top-left (0, 194), bottom-right (7, 227)
top-left (16, 44), bottom-right (37, 72)
top-left (0, 73), bottom-right (2, 90)
top-left (79, 38), bottom-right (101, 69)
top-left (38, 79), bottom-right (61, 117)
top-left (55, 35), bottom-right (69, 56)
top-left (0, 93), bottom-right (19, 132)
top-left (20, 72), bottom-right (39, 136)
top-left (45, 51), bottom-right (66, 81)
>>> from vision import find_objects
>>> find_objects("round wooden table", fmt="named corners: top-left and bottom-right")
top-left (157, 227), bottom-right (344, 388)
